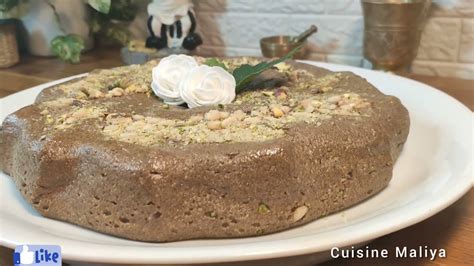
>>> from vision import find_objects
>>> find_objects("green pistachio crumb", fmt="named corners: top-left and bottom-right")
top-left (205, 211), bottom-right (217, 218)
top-left (258, 203), bottom-right (270, 214)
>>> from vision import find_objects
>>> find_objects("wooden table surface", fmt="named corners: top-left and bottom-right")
top-left (0, 48), bottom-right (472, 266)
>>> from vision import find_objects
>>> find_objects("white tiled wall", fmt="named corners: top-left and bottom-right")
top-left (193, 0), bottom-right (474, 79)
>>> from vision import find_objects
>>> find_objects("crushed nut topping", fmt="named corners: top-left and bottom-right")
top-left (37, 57), bottom-right (372, 146)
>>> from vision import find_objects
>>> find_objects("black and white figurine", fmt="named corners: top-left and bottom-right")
top-left (146, 0), bottom-right (202, 51)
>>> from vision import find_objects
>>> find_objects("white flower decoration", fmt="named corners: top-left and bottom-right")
top-left (179, 65), bottom-right (236, 108)
top-left (151, 54), bottom-right (198, 105)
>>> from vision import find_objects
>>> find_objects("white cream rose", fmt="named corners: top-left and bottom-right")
top-left (151, 54), bottom-right (198, 105)
top-left (179, 65), bottom-right (236, 108)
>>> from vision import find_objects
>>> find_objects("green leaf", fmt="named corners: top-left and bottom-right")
top-left (108, 0), bottom-right (136, 21)
top-left (203, 58), bottom-right (228, 71)
top-left (50, 34), bottom-right (85, 64)
top-left (233, 44), bottom-right (303, 93)
top-left (105, 24), bottom-right (130, 45)
top-left (0, 0), bottom-right (19, 13)
top-left (89, 13), bottom-right (102, 33)
top-left (88, 0), bottom-right (111, 14)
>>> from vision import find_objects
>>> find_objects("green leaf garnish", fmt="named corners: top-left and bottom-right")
top-left (233, 44), bottom-right (303, 93)
top-left (50, 34), bottom-right (85, 64)
top-left (203, 58), bottom-right (228, 71)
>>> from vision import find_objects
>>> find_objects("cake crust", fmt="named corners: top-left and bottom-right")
top-left (0, 59), bottom-right (409, 242)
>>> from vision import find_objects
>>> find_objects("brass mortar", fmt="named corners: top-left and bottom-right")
top-left (260, 36), bottom-right (308, 59)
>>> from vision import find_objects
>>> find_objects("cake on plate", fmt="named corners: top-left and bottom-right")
top-left (0, 56), bottom-right (409, 242)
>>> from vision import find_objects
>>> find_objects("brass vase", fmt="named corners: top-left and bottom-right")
top-left (362, 0), bottom-right (431, 71)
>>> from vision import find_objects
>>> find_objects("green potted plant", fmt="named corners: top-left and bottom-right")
top-left (0, 0), bottom-right (24, 67)
top-left (20, 0), bottom-right (92, 62)
top-left (47, 1), bottom-right (85, 63)
top-left (89, 0), bottom-right (137, 46)
top-left (19, 0), bottom-right (138, 63)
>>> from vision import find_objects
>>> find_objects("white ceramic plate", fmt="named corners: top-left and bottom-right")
top-left (1, 62), bottom-right (472, 264)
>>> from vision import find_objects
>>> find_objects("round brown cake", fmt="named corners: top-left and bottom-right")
top-left (0, 58), bottom-right (409, 242)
